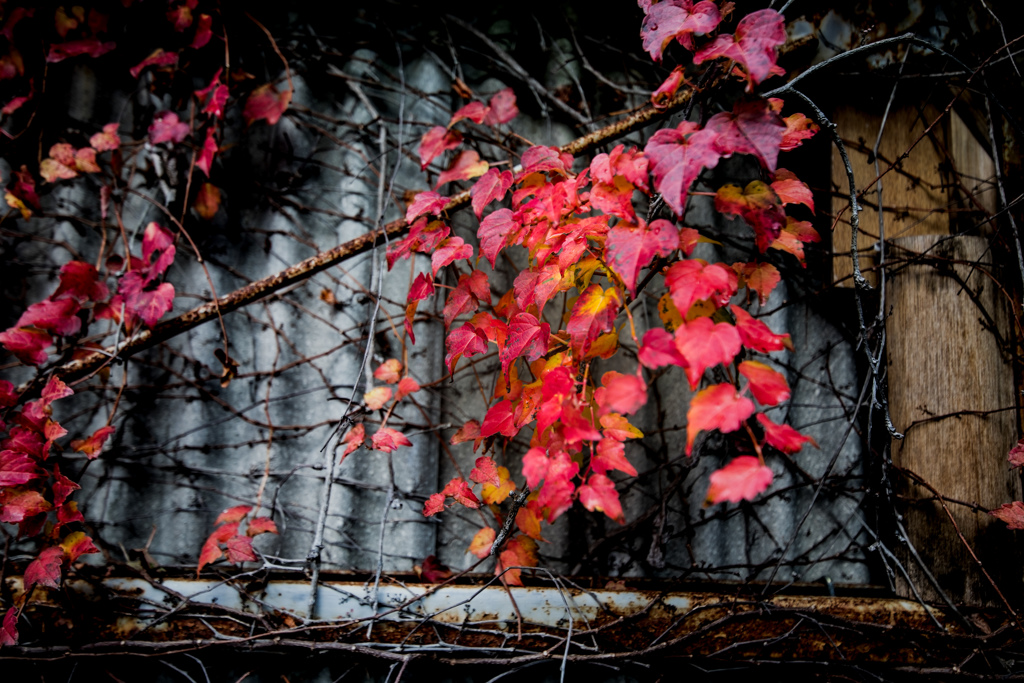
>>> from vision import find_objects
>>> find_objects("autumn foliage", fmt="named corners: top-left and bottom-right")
top-left (0, 0), bottom-right (826, 643)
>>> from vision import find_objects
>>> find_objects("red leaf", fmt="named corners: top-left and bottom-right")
top-left (191, 13), bottom-right (213, 49)
top-left (990, 501), bottom-right (1024, 530)
top-left (477, 208), bottom-right (516, 268)
top-left (442, 477), bottom-right (481, 508)
top-left (651, 66), bottom-right (686, 109)
top-left (590, 144), bottom-right (649, 191)
top-left (594, 371), bottom-right (647, 416)
top-left (674, 316), bottom-right (742, 389)
top-left (445, 322), bottom-right (489, 373)
top-left (644, 122), bottom-right (720, 217)
top-left (641, 0), bottom-right (721, 61)
top-left (41, 376), bottom-right (73, 405)
top-left (70, 421), bottom-right (117, 458)
top-left (420, 555), bottom-right (453, 583)
top-left (0, 450), bottom-right (42, 487)
top-left (0, 379), bottom-right (15, 407)
top-left (408, 272), bottom-right (436, 304)
top-left (340, 423), bottom-right (365, 461)
top-left (536, 451), bottom-right (579, 523)
top-left (470, 456), bottom-right (500, 486)
top-left (480, 400), bottom-right (519, 438)
top-left (243, 83), bottom-right (291, 126)
top-left (56, 500), bottom-right (84, 526)
top-left (513, 262), bottom-right (562, 316)
top-left (470, 168), bottom-right (513, 217)
top-left (436, 150), bottom-right (488, 188)
top-left (500, 312), bottom-right (550, 380)
top-left (706, 100), bottom-right (786, 173)
top-left (484, 88), bottom-right (518, 125)
top-left (771, 169), bottom-right (814, 211)
top-left (730, 305), bottom-right (792, 353)
top-left (130, 49), bottom-right (179, 79)
top-left (444, 271), bottom-right (487, 327)
top-left (773, 103), bottom-right (820, 151)
top-left (450, 100), bottom-right (489, 126)
top-left (148, 111), bottom-right (189, 145)
top-left (1, 607), bottom-right (18, 647)
top-left (468, 527), bottom-right (497, 558)
top-left (605, 219), bottom-right (679, 297)
top-left (52, 464), bottom-right (80, 506)
top-left (638, 328), bottom-right (687, 369)
top-left (371, 427), bottom-right (412, 453)
top-left (123, 280), bottom-right (175, 328)
top-left (0, 327), bottom-right (52, 366)
top-left (566, 284), bottom-right (621, 355)
top-left (715, 181), bottom-right (786, 252)
top-left (16, 299), bottom-right (82, 337)
top-left (1, 94), bottom-right (29, 116)
top-left (195, 183), bottom-right (221, 220)
top-left (197, 539), bottom-right (222, 574)
top-left (247, 516), bottom-right (278, 536)
top-left (451, 420), bottom-right (483, 452)
top-left (24, 546), bottom-right (64, 591)
top-left (518, 146), bottom-right (572, 178)
top-left (387, 218), bottom-right (451, 269)
top-left (664, 259), bottom-right (737, 317)
top-left (53, 261), bottom-right (109, 303)
top-left (226, 535), bottom-right (257, 563)
top-left (686, 383), bottom-right (755, 455)
top-left (196, 128), bottom-right (217, 176)
top-left (757, 413), bottom-right (817, 454)
top-left (578, 473), bottom-right (624, 523)
top-left (739, 360), bottom-right (790, 406)
top-left (60, 531), bottom-right (99, 563)
top-left (706, 456), bottom-right (774, 504)
top-left (0, 486), bottom-right (52, 523)
top-left (418, 126), bottom-right (462, 169)
top-left (733, 261), bottom-right (780, 305)
top-left (46, 39), bottom-right (116, 62)
top-left (431, 236), bottom-right (474, 277)
top-left (496, 535), bottom-right (538, 585)
top-left (592, 437), bottom-right (638, 477)
top-left (405, 191), bottom-right (450, 223)
top-left (693, 9), bottom-right (786, 89)
top-left (216, 505), bottom-right (252, 525)
top-left (396, 376), bottom-right (420, 400)
top-left (423, 493), bottom-right (446, 517)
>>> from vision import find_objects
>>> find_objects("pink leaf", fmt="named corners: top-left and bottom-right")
top-left (470, 456), bottom-right (500, 486)
top-left (196, 128), bottom-right (217, 176)
top-left (706, 456), bottom-right (774, 504)
top-left (442, 477), bottom-right (481, 508)
top-left (693, 9), bottom-right (787, 89)
top-left (436, 150), bottom-right (488, 188)
top-left (638, 328), bottom-right (687, 369)
top-left (477, 208), bottom-right (516, 268)
top-left (431, 236), bottom-right (474, 277)
top-left (644, 121), bottom-right (720, 217)
top-left (418, 126), bottom-right (462, 169)
top-left (594, 371), bottom-right (648, 416)
top-left (450, 100), bottom-right (489, 126)
top-left (445, 322), bottom-right (489, 373)
top-left (405, 191), bottom-right (450, 223)
top-left (674, 316), bottom-right (742, 389)
top-left (244, 83), bottom-right (292, 126)
top-left (148, 111), bottom-right (190, 145)
top-left (990, 501), bottom-right (1024, 530)
top-left (578, 473), bottom-right (624, 523)
top-left (24, 546), bottom-right (64, 591)
top-left (592, 437), bottom-right (638, 477)
top-left (371, 427), bottom-right (412, 453)
top-left (641, 0), bottom-right (721, 61)
top-left (484, 88), bottom-right (518, 125)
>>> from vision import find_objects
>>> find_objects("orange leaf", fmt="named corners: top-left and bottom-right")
top-left (195, 183), bottom-right (221, 220)
top-left (374, 359), bottom-right (403, 384)
top-left (468, 527), bottom-right (496, 558)
top-left (738, 360), bottom-right (790, 406)
top-left (364, 386), bottom-right (393, 411)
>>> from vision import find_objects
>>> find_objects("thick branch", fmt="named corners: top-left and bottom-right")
top-left (21, 82), bottom-right (706, 395)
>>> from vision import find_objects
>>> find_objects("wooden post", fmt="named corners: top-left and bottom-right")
top-left (886, 234), bottom-right (1021, 605)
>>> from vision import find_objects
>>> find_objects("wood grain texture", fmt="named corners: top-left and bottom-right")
top-left (886, 234), bottom-right (1021, 605)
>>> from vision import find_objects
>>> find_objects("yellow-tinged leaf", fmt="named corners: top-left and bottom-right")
top-left (364, 386), bottom-right (393, 411)
top-left (584, 330), bottom-right (619, 360)
top-left (481, 466), bottom-right (515, 504)
top-left (468, 526), bottom-right (496, 558)
top-left (658, 291), bottom-right (683, 332)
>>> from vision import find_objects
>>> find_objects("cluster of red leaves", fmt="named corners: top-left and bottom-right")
top-left (394, 2), bottom-right (824, 586)
top-left (990, 438), bottom-right (1024, 529)
top-left (0, 0), bottom-right (302, 646)
top-left (197, 505), bottom-right (278, 575)
top-left (0, 376), bottom-right (103, 646)
top-left (0, 223), bottom-right (178, 368)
